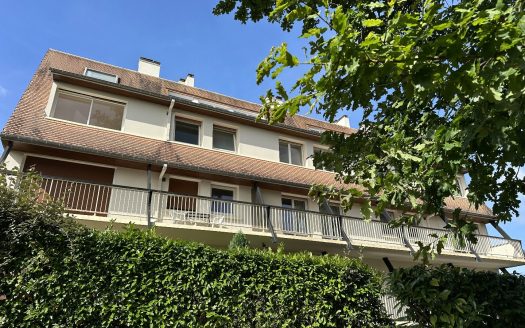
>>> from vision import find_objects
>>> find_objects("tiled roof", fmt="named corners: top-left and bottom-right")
top-left (35, 49), bottom-right (357, 135)
top-left (1, 49), bottom-right (493, 218)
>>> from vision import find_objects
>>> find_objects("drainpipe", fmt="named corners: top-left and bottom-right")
top-left (0, 141), bottom-right (13, 164)
top-left (147, 164), bottom-right (152, 228)
top-left (156, 164), bottom-right (168, 220)
top-left (165, 99), bottom-right (175, 140)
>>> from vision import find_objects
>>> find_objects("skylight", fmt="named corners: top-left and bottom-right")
top-left (84, 68), bottom-right (119, 83)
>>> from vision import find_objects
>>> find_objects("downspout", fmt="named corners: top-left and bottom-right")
top-left (147, 164), bottom-right (152, 228)
top-left (156, 164), bottom-right (168, 220)
top-left (0, 141), bottom-right (13, 164)
top-left (165, 99), bottom-right (175, 140)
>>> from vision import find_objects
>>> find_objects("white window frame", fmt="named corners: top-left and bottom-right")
top-left (171, 115), bottom-right (202, 146)
top-left (210, 182), bottom-right (238, 200)
top-left (165, 175), bottom-right (202, 194)
top-left (279, 139), bottom-right (304, 166)
top-left (281, 195), bottom-right (308, 209)
top-left (83, 67), bottom-right (119, 83)
top-left (212, 125), bottom-right (237, 152)
top-left (50, 89), bottom-right (126, 131)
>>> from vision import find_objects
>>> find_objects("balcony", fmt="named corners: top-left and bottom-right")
top-left (36, 176), bottom-right (525, 261)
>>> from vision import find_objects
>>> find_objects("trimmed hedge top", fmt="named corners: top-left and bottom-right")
top-left (0, 172), bottom-right (392, 327)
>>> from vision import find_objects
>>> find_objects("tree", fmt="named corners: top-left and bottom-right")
top-left (388, 264), bottom-right (525, 327)
top-left (213, 0), bottom-right (525, 260)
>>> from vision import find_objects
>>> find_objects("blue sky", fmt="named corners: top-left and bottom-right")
top-left (1, 1), bottom-right (523, 273)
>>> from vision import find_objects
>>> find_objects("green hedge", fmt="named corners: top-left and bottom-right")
top-left (0, 172), bottom-right (392, 327)
top-left (389, 264), bottom-right (525, 327)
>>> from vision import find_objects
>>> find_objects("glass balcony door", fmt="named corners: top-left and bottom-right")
top-left (281, 197), bottom-right (308, 234)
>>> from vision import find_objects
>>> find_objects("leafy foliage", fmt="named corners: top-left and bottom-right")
top-left (228, 230), bottom-right (250, 249)
top-left (213, 0), bottom-right (525, 258)
top-left (0, 171), bottom-right (392, 327)
top-left (389, 265), bottom-right (525, 327)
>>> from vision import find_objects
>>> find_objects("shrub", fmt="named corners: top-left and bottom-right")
top-left (389, 264), bottom-right (525, 327)
top-left (228, 231), bottom-right (250, 249)
top-left (0, 171), bottom-right (392, 327)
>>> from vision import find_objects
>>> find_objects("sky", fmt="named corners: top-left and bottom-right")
top-left (1, 0), bottom-right (523, 273)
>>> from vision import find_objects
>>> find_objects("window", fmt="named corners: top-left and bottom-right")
top-left (319, 202), bottom-right (340, 238)
top-left (84, 69), bottom-right (118, 83)
top-left (379, 210), bottom-right (395, 223)
top-left (211, 187), bottom-right (234, 213)
top-left (173, 118), bottom-right (200, 145)
top-left (279, 140), bottom-right (303, 165)
top-left (213, 126), bottom-right (236, 151)
top-left (313, 147), bottom-right (333, 171)
top-left (166, 178), bottom-right (199, 211)
top-left (281, 197), bottom-right (308, 234)
top-left (52, 91), bottom-right (124, 130)
top-left (319, 202), bottom-right (340, 215)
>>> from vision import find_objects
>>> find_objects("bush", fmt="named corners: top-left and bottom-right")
top-left (0, 171), bottom-right (392, 327)
top-left (389, 264), bottom-right (525, 327)
top-left (228, 231), bottom-right (250, 249)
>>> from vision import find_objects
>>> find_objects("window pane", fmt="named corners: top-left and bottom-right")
top-left (89, 99), bottom-right (124, 130)
top-left (290, 144), bottom-right (302, 165)
top-left (53, 93), bottom-right (91, 124)
top-left (279, 142), bottom-right (289, 163)
top-left (211, 188), bottom-right (234, 213)
top-left (211, 188), bottom-right (234, 200)
top-left (85, 69), bottom-right (118, 83)
top-left (175, 120), bottom-right (199, 145)
top-left (213, 128), bottom-right (235, 151)
top-left (281, 198), bottom-right (292, 207)
top-left (293, 199), bottom-right (306, 210)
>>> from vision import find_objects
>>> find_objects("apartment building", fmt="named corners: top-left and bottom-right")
top-left (1, 49), bottom-right (523, 274)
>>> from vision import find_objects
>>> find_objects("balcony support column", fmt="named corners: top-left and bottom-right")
top-left (0, 141), bottom-right (13, 164)
top-left (266, 205), bottom-right (278, 244)
top-left (491, 222), bottom-right (523, 258)
top-left (146, 164), bottom-right (153, 228)
top-left (468, 244), bottom-right (481, 262)
top-left (490, 222), bottom-right (512, 240)
top-left (401, 226), bottom-right (415, 254)
top-left (382, 257), bottom-right (394, 273)
top-left (338, 216), bottom-right (353, 250)
top-left (156, 164), bottom-right (168, 221)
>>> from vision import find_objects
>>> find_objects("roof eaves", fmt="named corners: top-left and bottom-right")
top-left (0, 133), bottom-right (317, 191)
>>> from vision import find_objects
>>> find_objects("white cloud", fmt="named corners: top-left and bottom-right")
top-left (0, 85), bottom-right (7, 98)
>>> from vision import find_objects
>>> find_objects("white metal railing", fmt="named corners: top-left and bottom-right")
top-left (381, 295), bottom-right (408, 321)
top-left (33, 176), bottom-right (525, 260)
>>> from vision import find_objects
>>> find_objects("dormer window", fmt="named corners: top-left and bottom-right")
top-left (52, 90), bottom-right (125, 130)
top-left (84, 68), bottom-right (119, 83)
top-left (307, 124), bottom-right (325, 134)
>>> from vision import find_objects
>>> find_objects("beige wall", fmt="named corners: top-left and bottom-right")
top-left (44, 83), bottom-right (327, 170)
top-left (3, 150), bottom-right (25, 170)
top-left (47, 82), bottom-right (168, 140)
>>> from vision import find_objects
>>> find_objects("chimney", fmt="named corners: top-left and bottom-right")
top-left (182, 73), bottom-right (194, 87)
top-left (335, 115), bottom-right (350, 128)
top-left (138, 57), bottom-right (160, 77)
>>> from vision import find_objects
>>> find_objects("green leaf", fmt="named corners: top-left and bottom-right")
top-left (362, 19), bottom-right (383, 27)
